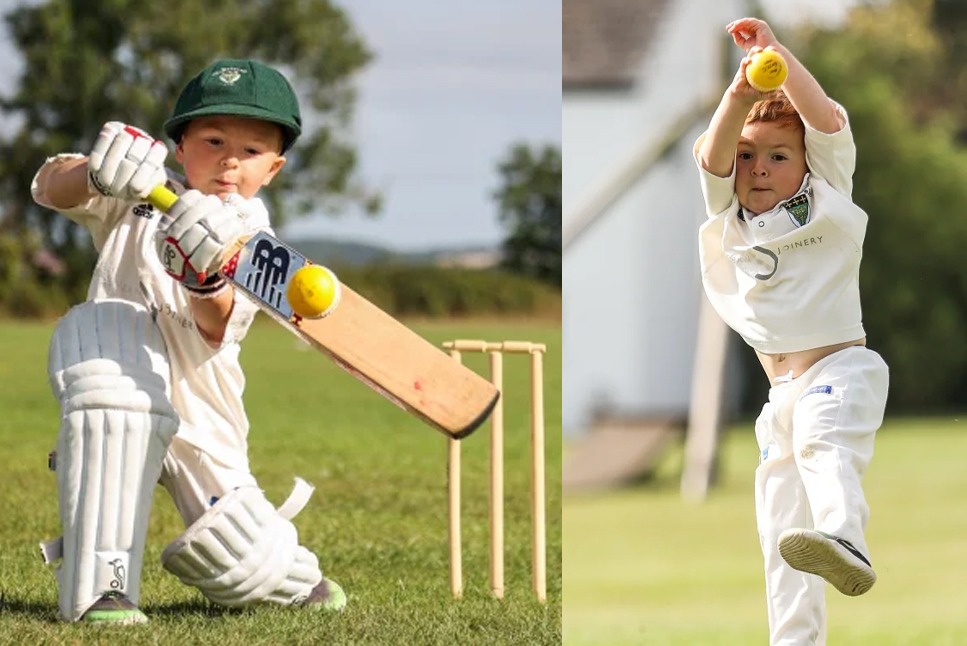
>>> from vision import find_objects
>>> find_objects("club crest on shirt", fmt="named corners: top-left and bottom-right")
top-left (782, 191), bottom-right (811, 227)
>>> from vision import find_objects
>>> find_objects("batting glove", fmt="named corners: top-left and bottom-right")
top-left (88, 121), bottom-right (168, 201)
top-left (155, 190), bottom-right (246, 291)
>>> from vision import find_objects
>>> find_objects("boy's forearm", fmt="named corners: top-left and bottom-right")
top-left (188, 287), bottom-right (236, 347)
top-left (772, 44), bottom-right (843, 133)
top-left (43, 157), bottom-right (97, 209)
top-left (699, 94), bottom-right (753, 178)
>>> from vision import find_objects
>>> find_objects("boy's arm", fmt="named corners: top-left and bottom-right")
top-left (153, 191), bottom-right (251, 347)
top-left (698, 41), bottom-right (773, 177)
top-left (41, 123), bottom-right (169, 209)
top-left (728, 18), bottom-right (844, 134)
top-left (187, 289), bottom-right (235, 346)
top-left (698, 86), bottom-right (755, 178)
top-left (38, 157), bottom-right (98, 209)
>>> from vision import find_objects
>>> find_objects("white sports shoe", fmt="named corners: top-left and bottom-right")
top-left (777, 528), bottom-right (876, 596)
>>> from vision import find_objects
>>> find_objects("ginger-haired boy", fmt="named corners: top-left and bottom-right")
top-left (695, 18), bottom-right (889, 646)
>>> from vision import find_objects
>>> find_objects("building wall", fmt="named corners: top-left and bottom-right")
top-left (562, 0), bottom-right (744, 435)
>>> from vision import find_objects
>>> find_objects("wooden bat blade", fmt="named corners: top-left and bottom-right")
top-left (285, 287), bottom-right (500, 438)
top-left (147, 185), bottom-right (498, 438)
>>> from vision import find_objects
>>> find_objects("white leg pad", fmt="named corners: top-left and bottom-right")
top-left (161, 485), bottom-right (323, 607)
top-left (47, 300), bottom-right (179, 621)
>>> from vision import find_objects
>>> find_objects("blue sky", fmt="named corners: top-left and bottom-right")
top-left (0, 0), bottom-right (562, 252)
top-left (290, 1), bottom-right (561, 250)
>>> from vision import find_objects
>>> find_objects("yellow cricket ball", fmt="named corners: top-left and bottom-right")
top-left (746, 50), bottom-right (788, 93)
top-left (286, 264), bottom-right (341, 319)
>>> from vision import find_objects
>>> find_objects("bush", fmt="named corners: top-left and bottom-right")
top-left (0, 250), bottom-right (561, 321)
top-left (0, 232), bottom-right (74, 319)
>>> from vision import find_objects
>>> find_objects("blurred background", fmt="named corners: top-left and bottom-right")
top-left (564, 0), bottom-right (967, 487)
top-left (563, 0), bottom-right (967, 643)
top-left (0, 0), bottom-right (562, 321)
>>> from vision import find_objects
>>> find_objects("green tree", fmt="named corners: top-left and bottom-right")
top-left (493, 143), bottom-right (561, 287)
top-left (0, 0), bottom-right (377, 311)
top-left (929, 0), bottom-right (967, 141)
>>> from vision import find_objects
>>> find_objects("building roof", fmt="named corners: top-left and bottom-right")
top-left (563, 0), bottom-right (672, 89)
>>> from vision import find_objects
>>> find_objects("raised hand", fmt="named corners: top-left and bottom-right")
top-left (729, 46), bottom-right (782, 104)
top-left (727, 18), bottom-right (779, 53)
top-left (88, 122), bottom-right (168, 201)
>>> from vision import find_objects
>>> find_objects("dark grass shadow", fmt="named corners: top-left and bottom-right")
top-left (0, 593), bottom-right (245, 622)
top-left (141, 601), bottom-right (243, 619)
top-left (0, 594), bottom-right (59, 622)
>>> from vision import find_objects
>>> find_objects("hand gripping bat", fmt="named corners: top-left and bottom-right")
top-left (147, 185), bottom-right (499, 439)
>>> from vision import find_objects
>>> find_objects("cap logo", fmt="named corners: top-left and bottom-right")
top-left (213, 67), bottom-right (247, 86)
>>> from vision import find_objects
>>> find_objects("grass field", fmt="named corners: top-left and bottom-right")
top-left (564, 417), bottom-right (967, 645)
top-left (0, 317), bottom-right (561, 645)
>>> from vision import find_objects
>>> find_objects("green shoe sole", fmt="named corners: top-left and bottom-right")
top-left (81, 592), bottom-right (148, 625)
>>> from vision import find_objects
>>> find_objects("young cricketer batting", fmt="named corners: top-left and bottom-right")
top-left (32, 59), bottom-right (345, 623)
top-left (694, 18), bottom-right (889, 646)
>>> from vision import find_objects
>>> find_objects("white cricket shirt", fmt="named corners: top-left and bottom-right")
top-left (32, 155), bottom-right (267, 469)
top-left (695, 103), bottom-right (868, 354)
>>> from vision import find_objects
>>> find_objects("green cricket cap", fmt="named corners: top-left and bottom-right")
top-left (164, 59), bottom-right (302, 152)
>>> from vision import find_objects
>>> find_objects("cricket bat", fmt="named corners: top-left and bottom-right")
top-left (147, 185), bottom-right (499, 439)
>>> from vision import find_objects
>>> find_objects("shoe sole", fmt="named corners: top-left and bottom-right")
top-left (83, 609), bottom-right (148, 625)
top-left (778, 529), bottom-right (876, 596)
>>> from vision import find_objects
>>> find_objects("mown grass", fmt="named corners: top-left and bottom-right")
top-left (564, 417), bottom-right (967, 645)
top-left (0, 317), bottom-right (561, 645)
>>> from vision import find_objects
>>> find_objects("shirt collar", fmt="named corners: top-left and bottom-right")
top-left (739, 174), bottom-right (811, 224)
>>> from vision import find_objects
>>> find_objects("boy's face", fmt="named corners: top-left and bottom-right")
top-left (175, 115), bottom-right (286, 201)
top-left (734, 121), bottom-right (808, 215)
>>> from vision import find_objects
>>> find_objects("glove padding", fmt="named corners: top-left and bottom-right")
top-left (88, 121), bottom-right (168, 201)
top-left (155, 190), bottom-right (247, 287)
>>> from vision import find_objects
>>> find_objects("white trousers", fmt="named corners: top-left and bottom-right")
top-left (753, 346), bottom-right (888, 646)
top-left (159, 436), bottom-right (259, 528)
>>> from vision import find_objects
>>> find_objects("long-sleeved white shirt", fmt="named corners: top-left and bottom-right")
top-left (695, 103), bottom-right (868, 354)
top-left (33, 155), bottom-right (268, 470)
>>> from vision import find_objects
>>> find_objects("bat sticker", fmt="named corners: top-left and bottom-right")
top-left (247, 238), bottom-right (291, 310)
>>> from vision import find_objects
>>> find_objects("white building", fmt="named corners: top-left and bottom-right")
top-left (563, 0), bottom-right (749, 441)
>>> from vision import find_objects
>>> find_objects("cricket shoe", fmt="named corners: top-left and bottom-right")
top-left (80, 591), bottom-right (148, 624)
top-left (778, 528), bottom-right (876, 596)
top-left (302, 577), bottom-right (347, 612)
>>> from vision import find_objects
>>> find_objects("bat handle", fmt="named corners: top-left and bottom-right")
top-left (147, 184), bottom-right (179, 213)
